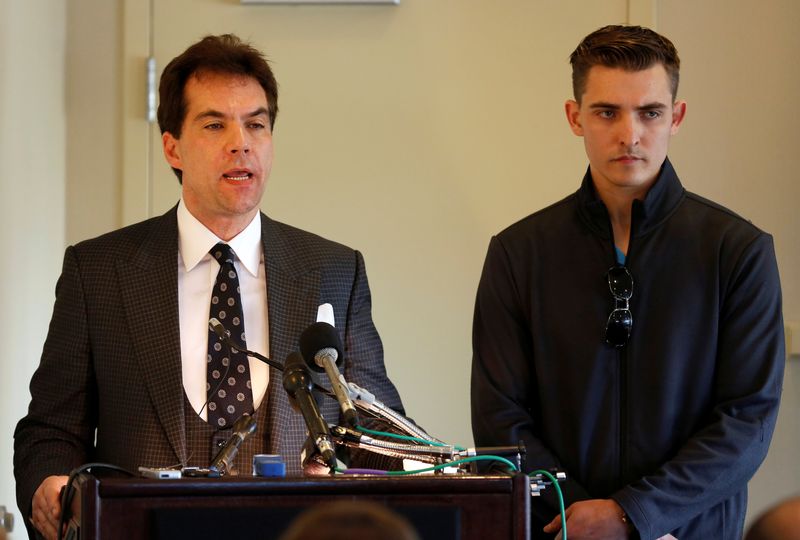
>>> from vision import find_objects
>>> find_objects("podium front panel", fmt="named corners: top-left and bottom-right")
top-left (74, 474), bottom-right (530, 540)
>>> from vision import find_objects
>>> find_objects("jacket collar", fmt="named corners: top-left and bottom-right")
top-left (576, 157), bottom-right (686, 240)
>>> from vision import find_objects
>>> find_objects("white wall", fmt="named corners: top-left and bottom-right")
top-left (66, 0), bottom-right (121, 244)
top-left (0, 1), bottom-right (66, 536)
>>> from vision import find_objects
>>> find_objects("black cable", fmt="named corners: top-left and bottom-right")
top-left (57, 463), bottom-right (135, 540)
top-left (198, 356), bottom-right (232, 420)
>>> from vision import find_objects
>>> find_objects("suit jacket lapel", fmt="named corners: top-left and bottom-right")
top-left (260, 214), bottom-right (322, 467)
top-left (117, 207), bottom-right (187, 464)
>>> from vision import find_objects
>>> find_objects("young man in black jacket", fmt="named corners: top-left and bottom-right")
top-left (471, 25), bottom-right (784, 540)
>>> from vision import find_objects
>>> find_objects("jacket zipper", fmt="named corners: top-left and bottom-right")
top-left (607, 200), bottom-right (640, 486)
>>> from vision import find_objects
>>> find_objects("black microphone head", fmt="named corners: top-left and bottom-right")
top-left (232, 413), bottom-right (257, 436)
top-left (282, 351), bottom-right (314, 398)
top-left (299, 322), bottom-right (344, 372)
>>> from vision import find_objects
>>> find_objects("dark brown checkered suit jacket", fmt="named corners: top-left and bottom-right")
top-left (14, 206), bottom-right (405, 527)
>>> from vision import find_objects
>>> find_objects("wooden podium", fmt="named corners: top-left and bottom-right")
top-left (71, 473), bottom-right (530, 539)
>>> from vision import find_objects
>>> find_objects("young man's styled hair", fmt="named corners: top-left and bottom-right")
top-left (157, 34), bottom-right (279, 181)
top-left (569, 25), bottom-right (680, 103)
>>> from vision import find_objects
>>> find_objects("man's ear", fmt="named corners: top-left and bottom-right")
top-left (162, 132), bottom-right (182, 170)
top-left (670, 100), bottom-right (687, 135)
top-left (565, 100), bottom-right (584, 136)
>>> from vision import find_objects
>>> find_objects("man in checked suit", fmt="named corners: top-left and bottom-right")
top-left (14, 34), bottom-right (405, 540)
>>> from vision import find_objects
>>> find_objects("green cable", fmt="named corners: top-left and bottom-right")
top-left (332, 455), bottom-right (519, 475)
top-left (338, 427), bottom-right (564, 537)
top-left (352, 424), bottom-right (563, 537)
top-left (531, 469), bottom-right (566, 540)
top-left (356, 425), bottom-right (467, 451)
top-left (332, 455), bottom-right (517, 476)
top-left (384, 455), bottom-right (517, 476)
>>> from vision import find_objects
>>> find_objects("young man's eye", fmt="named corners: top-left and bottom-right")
top-left (643, 110), bottom-right (662, 119)
top-left (205, 122), bottom-right (223, 130)
top-left (598, 110), bottom-right (615, 119)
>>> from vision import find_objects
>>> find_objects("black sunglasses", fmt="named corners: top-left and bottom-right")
top-left (605, 265), bottom-right (633, 347)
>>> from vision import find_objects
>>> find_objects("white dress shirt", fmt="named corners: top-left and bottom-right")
top-left (177, 200), bottom-right (270, 420)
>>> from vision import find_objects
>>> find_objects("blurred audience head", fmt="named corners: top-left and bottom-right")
top-left (745, 496), bottom-right (800, 540)
top-left (279, 500), bottom-right (420, 540)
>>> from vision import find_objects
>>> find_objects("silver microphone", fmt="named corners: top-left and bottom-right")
top-left (299, 322), bottom-right (359, 427)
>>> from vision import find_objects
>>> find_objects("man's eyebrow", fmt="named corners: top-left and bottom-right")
top-left (588, 102), bottom-right (620, 110)
top-left (192, 107), bottom-right (269, 122)
top-left (193, 110), bottom-right (225, 122)
top-left (587, 101), bottom-right (669, 111)
top-left (637, 102), bottom-right (669, 110)
top-left (246, 107), bottom-right (269, 118)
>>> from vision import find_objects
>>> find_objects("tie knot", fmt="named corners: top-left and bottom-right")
top-left (210, 243), bottom-right (236, 266)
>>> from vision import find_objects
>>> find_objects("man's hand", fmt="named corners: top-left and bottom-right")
top-left (543, 499), bottom-right (630, 540)
top-left (30, 475), bottom-right (68, 540)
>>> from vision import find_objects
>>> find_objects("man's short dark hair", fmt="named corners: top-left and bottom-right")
top-left (569, 25), bottom-right (680, 103)
top-left (157, 34), bottom-right (279, 181)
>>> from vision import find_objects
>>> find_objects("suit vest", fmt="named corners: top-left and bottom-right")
top-left (183, 394), bottom-right (271, 476)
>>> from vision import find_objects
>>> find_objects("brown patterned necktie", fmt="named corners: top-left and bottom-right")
top-left (207, 243), bottom-right (254, 428)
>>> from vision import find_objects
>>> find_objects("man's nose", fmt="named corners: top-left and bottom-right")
top-left (618, 115), bottom-right (641, 147)
top-left (226, 126), bottom-right (250, 154)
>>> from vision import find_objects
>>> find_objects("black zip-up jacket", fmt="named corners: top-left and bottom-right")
top-left (471, 159), bottom-right (784, 539)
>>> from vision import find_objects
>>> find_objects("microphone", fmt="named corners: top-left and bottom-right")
top-left (210, 319), bottom-right (429, 441)
top-left (209, 316), bottom-right (234, 345)
top-left (209, 318), bottom-right (284, 372)
top-left (299, 322), bottom-right (359, 427)
top-left (210, 318), bottom-right (339, 402)
top-left (282, 351), bottom-right (337, 470)
top-left (208, 413), bottom-right (257, 477)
